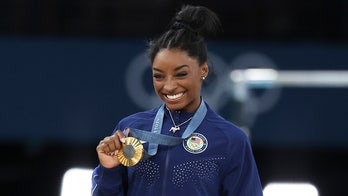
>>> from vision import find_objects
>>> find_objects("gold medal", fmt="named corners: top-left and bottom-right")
top-left (117, 137), bottom-right (144, 166)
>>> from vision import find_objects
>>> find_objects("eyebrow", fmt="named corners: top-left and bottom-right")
top-left (153, 64), bottom-right (189, 72)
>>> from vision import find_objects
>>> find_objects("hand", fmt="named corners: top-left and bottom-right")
top-left (96, 129), bottom-right (128, 168)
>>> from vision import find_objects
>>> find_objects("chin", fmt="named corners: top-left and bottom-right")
top-left (165, 102), bottom-right (184, 111)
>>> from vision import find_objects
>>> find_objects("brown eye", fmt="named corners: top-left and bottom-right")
top-left (176, 72), bottom-right (188, 77)
top-left (153, 74), bottom-right (163, 79)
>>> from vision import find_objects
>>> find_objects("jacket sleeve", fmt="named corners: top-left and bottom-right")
top-left (222, 132), bottom-right (263, 196)
top-left (91, 164), bottom-right (127, 196)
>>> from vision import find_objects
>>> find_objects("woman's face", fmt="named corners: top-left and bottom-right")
top-left (152, 48), bottom-right (208, 112)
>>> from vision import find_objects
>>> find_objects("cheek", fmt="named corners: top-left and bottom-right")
top-left (153, 81), bottom-right (161, 91)
top-left (186, 78), bottom-right (201, 91)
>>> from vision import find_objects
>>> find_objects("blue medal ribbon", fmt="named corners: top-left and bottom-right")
top-left (128, 99), bottom-right (207, 157)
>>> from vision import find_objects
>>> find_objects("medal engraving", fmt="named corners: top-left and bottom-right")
top-left (117, 137), bottom-right (144, 166)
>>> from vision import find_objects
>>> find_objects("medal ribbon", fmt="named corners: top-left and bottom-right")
top-left (128, 99), bottom-right (207, 157)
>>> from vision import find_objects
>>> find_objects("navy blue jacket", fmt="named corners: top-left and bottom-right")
top-left (92, 102), bottom-right (263, 196)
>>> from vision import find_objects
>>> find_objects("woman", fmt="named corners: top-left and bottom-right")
top-left (92, 5), bottom-right (263, 196)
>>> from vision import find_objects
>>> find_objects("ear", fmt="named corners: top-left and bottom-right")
top-left (201, 62), bottom-right (209, 79)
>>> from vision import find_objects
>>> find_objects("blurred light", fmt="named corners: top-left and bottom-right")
top-left (60, 168), bottom-right (93, 196)
top-left (230, 69), bottom-right (278, 88)
top-left (244, 68), bottom-right (278, 81)
top-left (263, 182), bottom-right (319, 196)
top-left (230, 69), bottom-right (348, 88)
top-left (230, 68), bottom-right (276, 82)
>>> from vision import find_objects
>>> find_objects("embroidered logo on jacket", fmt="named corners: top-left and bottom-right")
top-left (183, 133), bottom-right (208, 154)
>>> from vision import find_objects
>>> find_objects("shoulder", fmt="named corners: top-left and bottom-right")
top-left (203, 104), bottom-right (253, 162)
top-left (204, 103), bottom-right (249, 144)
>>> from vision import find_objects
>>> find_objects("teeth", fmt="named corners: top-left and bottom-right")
top-left (166, 93), bottom-right (183, 99)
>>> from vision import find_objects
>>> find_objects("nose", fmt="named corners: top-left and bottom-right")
top-left (163, 77), bottom-right (177, 92)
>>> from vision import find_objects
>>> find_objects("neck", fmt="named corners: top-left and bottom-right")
top-left (166, 107), bottom-right (194, 133)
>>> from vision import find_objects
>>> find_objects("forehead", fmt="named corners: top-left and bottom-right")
top-left (152, 49), bottom-right (199, 69)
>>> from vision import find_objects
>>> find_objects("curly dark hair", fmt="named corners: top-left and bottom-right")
top-left (147, 5), bottom-right (222, 66)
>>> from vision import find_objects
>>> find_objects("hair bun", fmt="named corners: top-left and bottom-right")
top-left (147, 4), bottom-right (222, 65)
top-left (171, 5), bottom-right (221, 36)
top-left (171, 21), bottom-right (197, 34)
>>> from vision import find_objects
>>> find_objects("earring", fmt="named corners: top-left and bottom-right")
top-left (202, 76), bottom-right (206, 80)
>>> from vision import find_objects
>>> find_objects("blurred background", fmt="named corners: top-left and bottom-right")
top-left (1, 0), bottom-right (347, 195)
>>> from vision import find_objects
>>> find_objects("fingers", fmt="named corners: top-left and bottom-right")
top-left (96, 130), bottom-right (126, 154)
top-left (115, 130), bottom-right (127, 143)
top-left (124, 128), bottom-right (130, 137)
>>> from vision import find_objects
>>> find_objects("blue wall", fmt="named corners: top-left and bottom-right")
top-left (1, 37), bottom-right (347, 148)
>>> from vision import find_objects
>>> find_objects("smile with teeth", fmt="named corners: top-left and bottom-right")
top-left (166, 92), bottom-right (184, 100)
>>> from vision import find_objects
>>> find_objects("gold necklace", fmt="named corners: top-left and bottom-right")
top-left (167, 108), bottom-right (193, 133)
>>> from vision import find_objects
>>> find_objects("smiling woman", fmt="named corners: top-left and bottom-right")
top-left (152, 49), bottom-right (208, 112)
top-left (91, 4), bottom-right (263, 196)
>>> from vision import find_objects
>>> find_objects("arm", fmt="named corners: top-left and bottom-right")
top-left (91, 130), bottom-right (128, 196)
top-left (91, 164), bottom-right (127, 196)
top-left (222, 133), bottom-right (263, 196)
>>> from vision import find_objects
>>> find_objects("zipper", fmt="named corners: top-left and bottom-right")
top-left (161, 128), bottom-right (178, 196)
top-left (161, 146), bottom-right (171, 196)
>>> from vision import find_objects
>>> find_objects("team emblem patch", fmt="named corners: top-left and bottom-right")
top-left (183, 133), bottom-right (208, 154)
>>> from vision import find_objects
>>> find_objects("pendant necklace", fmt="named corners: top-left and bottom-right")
top-left (167, 108), bottom-right (193, 133)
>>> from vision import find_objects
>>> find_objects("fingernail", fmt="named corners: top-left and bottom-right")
top-left (120, 138), bottom-right (126, 143)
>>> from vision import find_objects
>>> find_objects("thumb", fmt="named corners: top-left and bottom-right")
top-left (124, 128), bottom-right (130, 137)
